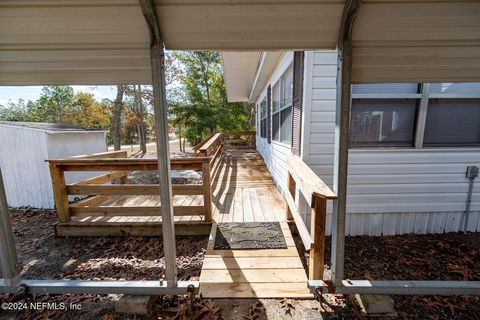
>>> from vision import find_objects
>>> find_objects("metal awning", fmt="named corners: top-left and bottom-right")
top-left (4, 1), bottom-right (478, 87)
top-left (221, 1), bottom-right (480, 101)
top-left (0, 0), bottom-right (343, 85)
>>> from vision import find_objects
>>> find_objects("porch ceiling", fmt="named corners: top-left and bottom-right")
top-left (0, 0), bottom-right (479, 86)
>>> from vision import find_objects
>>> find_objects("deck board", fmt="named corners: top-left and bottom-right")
top-left (199, 221), bottom-right (311, 298)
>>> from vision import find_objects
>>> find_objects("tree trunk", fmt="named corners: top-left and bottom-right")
top-left (134, 85), bottom-right (147, 155)
top-left (178, 125), bottom-right (183, 152)
top-left (111, 85), bottom-right (124, 150)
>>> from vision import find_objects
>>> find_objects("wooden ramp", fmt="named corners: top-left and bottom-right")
top-left (199, 152), bottom-right (311, 298)
top-left (199, 222), bottom-right (310, 298)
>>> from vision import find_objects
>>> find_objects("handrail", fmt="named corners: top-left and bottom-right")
top-left (192, 133), bottom-right (214, 154)
top-left (285, 154), bottom-right (337, 281)
top-left (47, 155), bottom-right (213, 224)
top-left (287, 155), bottom-right (337, 202)
top-left (195, 131), bottom-right (256, 182)
top-left (68, 150), bottom-right (128, 159)
top-left (197, 133), bottom-right (224, 157)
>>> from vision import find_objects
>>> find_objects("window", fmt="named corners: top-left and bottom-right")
top-left (349, 82), bottom-right (480, 148)
top-left (272, 83), bottom-right (280, 141)
top-left (350, 83), bottom-right (420, 147)
top-left (424, 99), bottom-right (480, 146)
top-left (259, 96), bottom-right (267, 138)
top-left (350, 100), bottom-right (417, 147)
top-left (271, 65), bottom-right (293, 143)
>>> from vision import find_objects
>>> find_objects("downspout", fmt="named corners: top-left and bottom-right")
top-left (464, 166), bottom-right (478, 232)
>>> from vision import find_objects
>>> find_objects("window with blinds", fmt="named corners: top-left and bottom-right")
top-left (270, 64), bottom-right (294, 144)
top-left (350, 99), bottom-right (417, 147)
top-left (350, 83), bottom-right (420, 147)
top-left (350, 82), bottom-right (480, 148)
top-left (272, 82), bottom-right (280, 141)
top-left (259, 97), bottom-right (267, 138)
top-left (424, 99), bottom-right (480, 146)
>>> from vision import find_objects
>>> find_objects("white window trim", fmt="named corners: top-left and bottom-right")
top-left (350, 82), bottom-right (480, 150)
top-left (271, 64), bottom-right (293, 144)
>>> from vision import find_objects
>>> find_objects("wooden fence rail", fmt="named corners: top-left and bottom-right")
top-left (49, 132), bottom-right (256, 226)
top-left (285, 154), bottom-right (337, 280)
top-left (47, 150), bottom-right (212, 223)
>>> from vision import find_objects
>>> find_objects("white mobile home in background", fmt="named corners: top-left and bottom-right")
top-left (0, 122), bottom-right (107, 208)
top-left (222, 51), bottom-right (480, 236)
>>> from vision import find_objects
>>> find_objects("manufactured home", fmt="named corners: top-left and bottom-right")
top-left (222, 51), bottom-right (480, 236)
top-left (0, 122), bottom-right (107, 208)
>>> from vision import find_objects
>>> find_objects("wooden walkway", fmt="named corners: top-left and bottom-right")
top-left (199, 152), bottom-right (311, 298)
top-left (52, 149), bottom-right (311, 298)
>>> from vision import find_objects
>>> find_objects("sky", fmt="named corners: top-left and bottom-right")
top-left (0, 85), bottom-right (118, 106)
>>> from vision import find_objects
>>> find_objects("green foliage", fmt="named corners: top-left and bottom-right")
top-left (170, 51), bottom-right (254, 144)
top-left (0, 86), bottom-right (110, 130)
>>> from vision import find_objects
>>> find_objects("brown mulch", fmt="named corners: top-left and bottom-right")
top-left (2, 208), bottom-right (480, 319)
top-left (125, 150), bottom-right (203, 185)
top-left (292, 227), bottom-right (480, 319)
top-left (0, 208), bottom-right (208, 319)
top-left (127, 171), bottom-right (202, 185)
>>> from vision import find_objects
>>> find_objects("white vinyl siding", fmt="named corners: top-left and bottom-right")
top-left (302, 50), bottom-right (480, 236)
top-left (255, 53), bottom-right (294, 196)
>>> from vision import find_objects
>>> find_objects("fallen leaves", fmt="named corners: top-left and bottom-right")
top-left (243, 302), bottom-right (266, 320)
top-left (280, 298), bottom-right (295, 316)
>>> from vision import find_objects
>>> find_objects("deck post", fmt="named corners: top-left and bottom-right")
top-left (202, 161), bottom-right (213, 221)
top-left (0, 167), bottom-right (20, 285)
top-left (331, 0), bottom-right (361, 286)
top-left (49, 163), bottom-right (70, 223)
top-left (285, 173), bottom-right (295, 220)
top-left (309, 196), bottom-right (326, 280)
top-left (139, 0), bottom-right (177, 288)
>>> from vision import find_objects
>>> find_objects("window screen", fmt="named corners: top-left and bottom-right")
top-left (429, 83), bottom-right (480, 94)
top-left (424, 99), bottom-right (480, 146)
top-left (350, 99), bottom-right (417, 147)
top-left (280, 106), bottom-right (292, 143)
top-left (259, 97), bottom-right (267, 138)
top-left (352, 83), bottom-right (419, 94)
top-left (272, 83), bottom-right (280, 141)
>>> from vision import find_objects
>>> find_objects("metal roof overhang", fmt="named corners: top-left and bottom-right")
top-left (0, 0), bottom-right (479, 87)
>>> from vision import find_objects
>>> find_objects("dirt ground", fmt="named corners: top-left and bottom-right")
top-left (1, 208), bottom-right (480, 319)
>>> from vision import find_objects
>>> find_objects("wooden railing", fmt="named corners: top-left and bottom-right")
top-left (285, 154), bottom-right (337, 280)
top-left (47, 150), bottom-right (212, 223)
top-left (49, 132), bottom-right (255, 226)
top-left (195, 131), bottom-right (256, 180)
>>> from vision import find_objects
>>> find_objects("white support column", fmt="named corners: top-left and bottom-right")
top-left (414, 83), bottom-right (431, 148)
top-left (0, 168), bottom-right (20, 286)
top-left (139, 0), bottom-right (177, 288)
top-left (331, 0), bottom-right (361, 286)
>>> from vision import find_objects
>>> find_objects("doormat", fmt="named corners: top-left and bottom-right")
top-left (214, 222), bottom-right (287, 250)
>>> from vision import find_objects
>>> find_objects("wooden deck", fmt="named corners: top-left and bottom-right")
top-left (200, 151), bottom-right (310, 298)
top-left (54, 150), bottom-right (311, 298)
top-left (56, 151), bottom-right (287, 235)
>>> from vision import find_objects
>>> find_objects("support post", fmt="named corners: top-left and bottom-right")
top-left (285, 173), bottom-right (295, 220)
top-left (331, 0), bottom-right (361, 285)
top-left (202, 161), bottom-right (213, 222)
top-left (0, 167), bottom-right (20, 285)
top-left (139, 0), bottom-right (177, 288)
top-left (49, 164), bottom-right (70, 223)
top-left (309, 196), bottom-right (327, 280)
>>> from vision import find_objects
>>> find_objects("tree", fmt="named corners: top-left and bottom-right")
top-left (111, 85), bottom-right (124, 150)
top-left (171, 51), bottom-right (254, 145)
top-left (61, 92), bottom-right (110, 129)
top-left (37, 86), bottom-right (75, 123)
